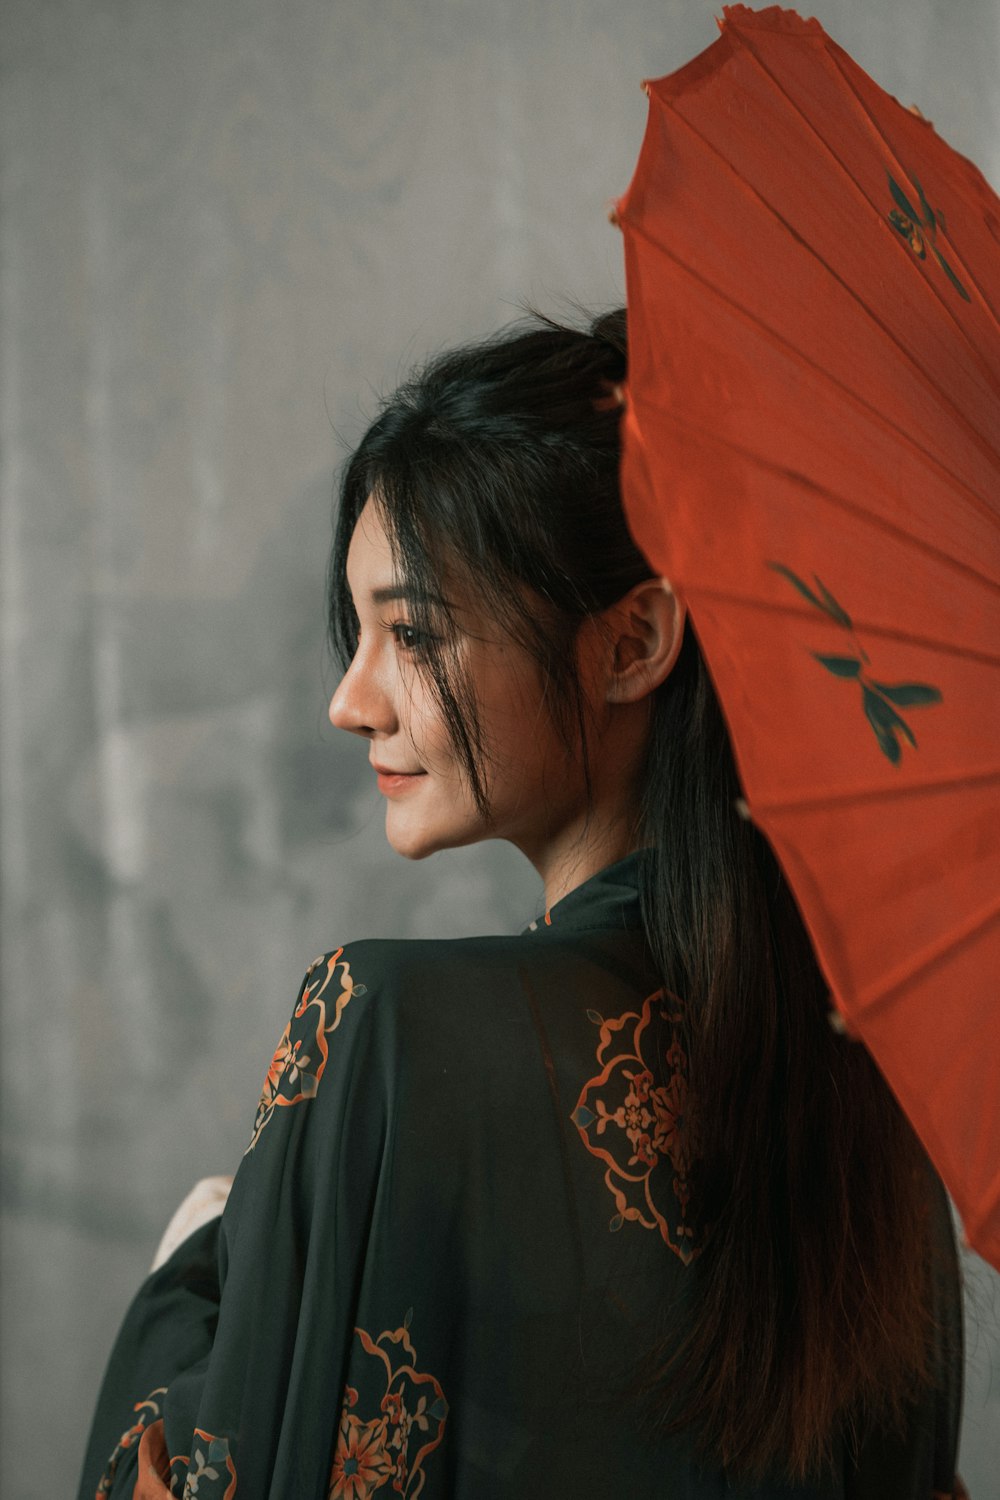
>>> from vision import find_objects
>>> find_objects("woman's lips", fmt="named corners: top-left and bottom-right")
top-left (373, 765), bottom-right (426, 795)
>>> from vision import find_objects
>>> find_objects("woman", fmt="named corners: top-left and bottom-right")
top-left (79, 311), bottom-right (964, 1499)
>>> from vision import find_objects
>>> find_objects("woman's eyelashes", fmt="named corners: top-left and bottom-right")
top-left (381, 618), bottom-right (434, 653)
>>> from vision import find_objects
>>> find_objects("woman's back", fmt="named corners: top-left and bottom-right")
top-left (80, 853), bottom-right (962, 1498)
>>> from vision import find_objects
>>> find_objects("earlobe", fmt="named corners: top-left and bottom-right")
top-left (605, 580), bottom-right (686, 704)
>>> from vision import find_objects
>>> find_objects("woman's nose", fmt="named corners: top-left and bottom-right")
top-left (328, 650), bottom-right (392, 738)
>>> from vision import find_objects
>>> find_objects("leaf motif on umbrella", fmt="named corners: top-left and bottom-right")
top-left (770, 563), bottom-right (942, 763)
top-left (767, 563), bottom-right (853, 628)
top-left (812, 654), bottom-right (862, 678)
top-left (869, 679), bottom-right (942, 707)
top-left (811, 576), bottom-right (853, 629)
top-left (886, 169), bottom-right (970, 301)
top-left (862, 685), bottom-right (917, 764)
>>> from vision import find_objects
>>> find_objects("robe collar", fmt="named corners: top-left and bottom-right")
top-left (522, 849), bottom-right (650, 935)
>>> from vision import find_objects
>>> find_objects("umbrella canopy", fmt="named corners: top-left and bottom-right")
top-left (616, 5), bottom-right (1000, 1267)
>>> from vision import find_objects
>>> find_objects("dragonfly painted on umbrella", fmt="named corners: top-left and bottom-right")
top-left (886, 169), bottom-right (970, 302)
top-left (768, 563), bottom-right (943, 764)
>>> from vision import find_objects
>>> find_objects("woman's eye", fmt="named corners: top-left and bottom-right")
top-left (389, 622), bottom-right (428, 652)
top-left (377, 612), bottom-right (440, 654)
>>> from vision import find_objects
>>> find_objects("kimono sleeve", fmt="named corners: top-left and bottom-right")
top-left (76, 1216), bottom-right (222, 1499)
top-left (79, 942), bottom-right (394, 1500)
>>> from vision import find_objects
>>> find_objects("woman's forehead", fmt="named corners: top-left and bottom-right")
top-left (347, 496), bottom-right (467, 612)
top-left (349, 495), bottom-right (391, 564)
top-left (346, 499), bottom-right (408, 595)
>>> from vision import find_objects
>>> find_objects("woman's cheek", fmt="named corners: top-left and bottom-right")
top-left (399, 689), bottom-right (450, 772)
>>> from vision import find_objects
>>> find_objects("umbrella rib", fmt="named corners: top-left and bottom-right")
top-left (625, 210), bottom-right (1000, 513)
top-left (853, 895), bottom-right (1000, 1020)
top-left (747, 767), bottom-right (1000, 816)
top-left (628, 388), bottom-right (1000, 584)
top-left (733, 30), bottom-right (1000, 359)
top-left (680, 585), bottom-right (1000, 663)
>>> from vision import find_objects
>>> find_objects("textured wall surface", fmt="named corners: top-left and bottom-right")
top-left (1, 2), bottom-right (998, 1495)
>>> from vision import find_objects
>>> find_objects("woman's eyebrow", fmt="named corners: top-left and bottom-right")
top-left (370, 585), bottom-right (450, 607)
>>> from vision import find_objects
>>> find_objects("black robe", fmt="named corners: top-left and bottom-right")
top-left (79, 853), bottom-right (963, 1499)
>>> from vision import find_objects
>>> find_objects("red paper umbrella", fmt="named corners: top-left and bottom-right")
top-left (616, 5), bottom-right (1000, 1267)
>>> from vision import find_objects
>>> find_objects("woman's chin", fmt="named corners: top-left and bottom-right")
top-left (389, 836), bottom-right (438, 862)
top-left (384, 809), bottom-right (482, 862)
top-left (384, 813), bottom-right (447, 861)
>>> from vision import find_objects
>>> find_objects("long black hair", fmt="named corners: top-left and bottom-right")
top-left (328, 309), bottom-right (935, 1481)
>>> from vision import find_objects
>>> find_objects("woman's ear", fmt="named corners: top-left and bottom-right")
top-left (604, 579), bottom-right (686, 704)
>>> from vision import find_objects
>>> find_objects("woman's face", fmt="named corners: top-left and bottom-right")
top-left (328, 498), bottom-right (596, 872)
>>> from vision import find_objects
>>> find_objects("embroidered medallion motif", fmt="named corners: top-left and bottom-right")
top-left (329, 1312), bottom-right (448, 1499)
top-left (571, 989), bottom-right (701, 1264)
top-left (246, 948), bottom-right (366, 1153)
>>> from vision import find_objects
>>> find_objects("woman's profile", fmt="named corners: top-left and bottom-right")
top-left (79, 310), bottom-right (964, 1499)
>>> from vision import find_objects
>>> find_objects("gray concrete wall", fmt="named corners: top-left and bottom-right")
top-left (2, 2), bottom-right (997, 1493)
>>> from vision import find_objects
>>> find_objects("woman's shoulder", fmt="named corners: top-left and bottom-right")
top-left (250, 932), bottom-right (565, 1158)
top-left (307, 852), bottom-right (652, 1007)
top-left (301, 930), bottom-right (531, 989)
top-left (290, 930), bottom-right (553, 1037)
top-left (303, 920), bottom-right (649, 1013)
top-left (282, 924), bottom-right (657, 1101)
top-left (245, 934), bottom-right (536, 1158)
top-left (320, 928), bottom-right (535, 970)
